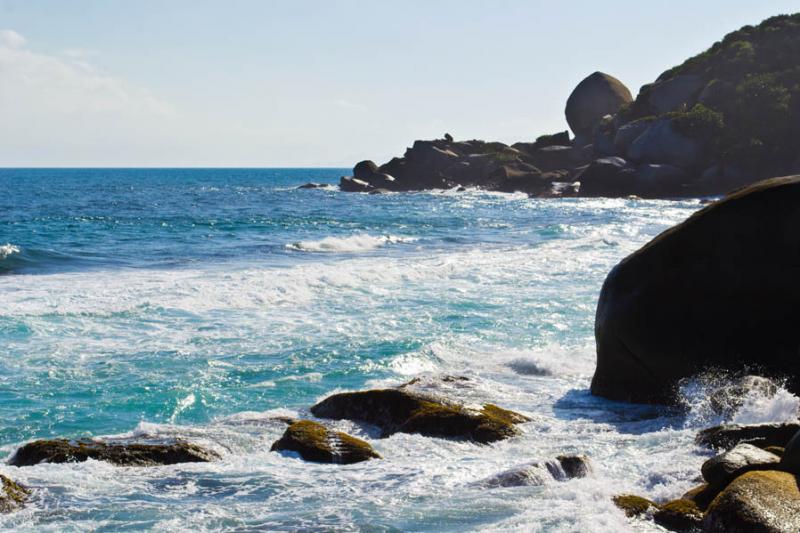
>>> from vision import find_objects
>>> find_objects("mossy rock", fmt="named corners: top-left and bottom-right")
top-left (9, 438), bottom-right (220, 467)
top-left (310, 389), bottom-right (529, 444)
top-left (653, 499), bottom-right (703, 531)
top-left (270, 420), bottom-right (380, 464)
top-left (613, 494), bottom-right (658, 517)
top-left (705, 470), bottom-right (800, 532)
top-left (681, 483), bottom-right (721, 511)
top-left (0, 475), bottom-right (30, 514)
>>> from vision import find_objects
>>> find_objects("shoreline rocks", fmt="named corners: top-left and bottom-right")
top-left (478, 455), bottom-right (592, 488)
top-left (310, 389), bottom-right (529, 444)
top-left (9, 439), bottom-right (220, 467)
top-left (696, 423), bottom-right (800, 451)
top-left (270, 420), bottom-right (380, 464)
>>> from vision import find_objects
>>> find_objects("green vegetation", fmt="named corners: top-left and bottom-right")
top-left (626, 14), bottom-right (800, 172)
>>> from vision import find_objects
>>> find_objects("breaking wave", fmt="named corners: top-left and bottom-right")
top-left (286, 234), bottom-right (417, 253)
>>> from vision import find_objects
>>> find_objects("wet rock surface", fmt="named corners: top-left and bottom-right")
top-left (0, 475), bottom-right (29, 514)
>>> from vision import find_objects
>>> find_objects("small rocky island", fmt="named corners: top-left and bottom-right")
top-left (336, 14), bottom-right (800, 199)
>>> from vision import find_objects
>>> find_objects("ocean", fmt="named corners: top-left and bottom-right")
top-left (0, 168), bottom-right (797, 531)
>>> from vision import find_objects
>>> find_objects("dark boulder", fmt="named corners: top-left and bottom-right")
top-left (701, 443), bottom-right (780, 488)
top-left (697, 423), bottom-right (800, 450)
top-left (310, 389), bottom-right (529, 444)
top-left (0, 475), bottom-right (29, 514)
top-left (704, 470), bottom-right (800, 532)
top-left (270, 420), bottom-right (380, 464)
top-left (565, 72), bottom-right (633, 139)
top-left (353, 160), bottom-right (379, 181)
top-left (9, 438), bottom-right (220, 467)
top-left (297, 182), bottom-right (328, 189)
top-left (682, 483), bottom-right (721, 511)
top-left (591, 176), bottom-right (800, 403)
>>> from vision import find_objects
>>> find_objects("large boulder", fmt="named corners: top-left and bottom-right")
top-left (270, 420), bottom-right (380, 464)
top-left (9, 438), bottom-right (220, 467)
top-left (591, 176), bottom-right (800, 403)
top-left (0, 475), bottom-right (29, 514)
top-left (704, 470), bottom-right (800, 532)
top-left (627, 118), bottom-right (705, 168)
top-left (565, 72), bottom-right (633, 139)
top-left (353, 160), bottom-right (379, 181)
top-left (310, 389), bottom-right (529, 444)
top-left (701, 443), bottom-right (781, 488)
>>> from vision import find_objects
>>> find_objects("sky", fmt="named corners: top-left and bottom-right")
top-left (0, 0), bottom-right (797, 167)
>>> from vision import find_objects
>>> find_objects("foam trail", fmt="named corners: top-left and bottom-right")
top-left (286, 234), bottom-right (416, 252)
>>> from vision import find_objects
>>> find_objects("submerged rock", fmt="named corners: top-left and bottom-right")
top-left (310, 389), bottom-right (529, 444)
top-left (9, 438), bottom-right (220, 467)
top-left (0, 475), bottom-right (29, 514)
top-left (591, 176), bottom-right (800, 404)
top-left (701, 443), bottom-right (780, 488)
top-left (270, 420), bottom-right (380, 464)
top-left (478, 455), bottom-right (592, 488)
top-left (696, 423), bottom-right (800, 450)
top-left (297, 182), bottom-right (327, 189)
top-left (704, 470), bottom-right (800, 532)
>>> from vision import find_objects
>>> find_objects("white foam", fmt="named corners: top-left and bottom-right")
top-left (0, 243), bottom-right (20, 259)
top-left (286, 234), bottom-right (417, 253)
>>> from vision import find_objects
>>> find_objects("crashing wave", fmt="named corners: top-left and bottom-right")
top-left (0, 243), bottom-right (20, 260)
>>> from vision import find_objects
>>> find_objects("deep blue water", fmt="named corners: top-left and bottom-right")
top-left (1, 168), bottom-right (776, 532)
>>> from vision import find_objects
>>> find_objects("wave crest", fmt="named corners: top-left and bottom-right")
top-left (0, 243), bottom-right (20, 260)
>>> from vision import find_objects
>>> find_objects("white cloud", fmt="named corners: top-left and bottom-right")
top-left (0, 32), bottom-right (173, 117)
top-left (0, 29), bottom-right (26, 49)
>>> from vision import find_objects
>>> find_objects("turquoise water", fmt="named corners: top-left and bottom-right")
top-left (0, 169), bottom-right (795, 531)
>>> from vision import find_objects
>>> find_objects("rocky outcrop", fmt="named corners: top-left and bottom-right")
top-left (9, 438), bottom-right (220, 467)
top-left (0, 475), bottom-right (29, 514)
top-left (704, 470), bottom-right (800, 532)
top-left (478, 455), bottom-right (592, 488)
top-left (779, 429), bottom-right (800, 474)
top-left (270, 420), bottom-right (380, 464)
top-left (310, 389), bottom-right (529, 444)
top-left (696, 423), bottom-right (800, 451)
top-left (591, 176), bottom-right (800, 404)
top-left (565, 72), bottom-right (633, 140)
top-left (701, 444), bottom-right (780, 487)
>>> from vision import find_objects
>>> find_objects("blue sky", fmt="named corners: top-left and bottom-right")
top-left (0, 0), bottom-right (797, 167)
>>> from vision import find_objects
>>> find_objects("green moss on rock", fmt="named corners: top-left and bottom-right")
top-left (270, 420), bottom-right (380, 464)
top-left (0, 475), bottom-right (30, 514)
top-left (612, 494), bottom-right (657, 517)
top-left (681, 483), bottom-right (721, 511)
top-left (310, 389), bottom-right (529, 444)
